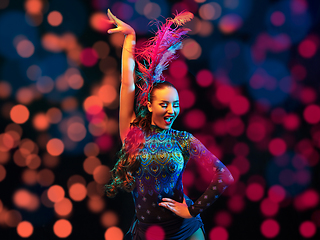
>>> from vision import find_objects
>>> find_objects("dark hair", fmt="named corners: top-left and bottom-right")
top-left (132, 81), bottom-right (176, 131)
top-left (105, 81), bottom-right (176, 197)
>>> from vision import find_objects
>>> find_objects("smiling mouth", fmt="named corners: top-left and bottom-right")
top-left (164, 116), bottom-right (174, 125)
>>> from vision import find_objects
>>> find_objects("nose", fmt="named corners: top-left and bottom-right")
top-left (167, 104), bottom-right (174, 114)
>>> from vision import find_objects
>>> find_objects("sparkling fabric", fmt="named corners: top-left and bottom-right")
top-left (126, 125), bottom-right (233, 238)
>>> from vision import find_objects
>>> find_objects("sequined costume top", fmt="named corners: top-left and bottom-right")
top-left (131, 125), bottom-right (234, 223)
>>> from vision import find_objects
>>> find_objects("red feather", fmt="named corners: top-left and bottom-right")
top-left (135, 11), bottom-right (194, 111)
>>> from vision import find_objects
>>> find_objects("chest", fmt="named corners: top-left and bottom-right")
top-left (136, 135), bottom-right (185, 178)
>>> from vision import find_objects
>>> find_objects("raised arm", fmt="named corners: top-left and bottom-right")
top-left (107, 9), bottom-right (136, 143)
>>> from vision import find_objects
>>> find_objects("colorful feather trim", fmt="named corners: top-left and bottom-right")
top-left (135, 11), bottom-right (194, 114)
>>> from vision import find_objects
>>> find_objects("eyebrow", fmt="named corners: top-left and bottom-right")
top-left (160, 100), bottom-right (179, 103)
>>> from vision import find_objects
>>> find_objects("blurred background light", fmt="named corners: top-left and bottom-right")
top-left (17, 221), bottom-right (33, 238)
top-left (0, 0), bottom-right (320, 239)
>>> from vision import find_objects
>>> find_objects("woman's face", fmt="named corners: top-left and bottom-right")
top-left (147, 87), bottom-right (180, 129)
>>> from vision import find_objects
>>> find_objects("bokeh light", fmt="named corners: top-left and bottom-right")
top-left (69, 183), bottom-right (87, 201)
top-left (104, 226), bottom-right (123, 240)
top-left (46, 138), bottom-right (64, 156)
top-left (100, 211), bottom-right (119, 228)
top-left (47, 11), bottom-right (63, 27)
top-left (53, 219), bottom-right (72, 238)
top-left (47, 185), bottom-right (65, 203)
top-left (54, 198), bottom-right (73, 216)
top-left (93, 165), bottom-right (111, 184)
top-left (299, 221), bottom-right (317, 238)
top-left (10, 105), bottom-right (30, 124)
top-left (209, 226), bottom-right (229, 240)
top-left (0, 1), bottom-right (319, 239)
top-left (145, 225), bottom-right (165, 240)
top-left (260, 219), bottom-right (280, 238)
top-left (17, 221), bottom-right (34, 238)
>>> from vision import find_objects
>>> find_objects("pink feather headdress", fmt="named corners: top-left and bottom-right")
top-left (135, 11), bottom-right (194, 116)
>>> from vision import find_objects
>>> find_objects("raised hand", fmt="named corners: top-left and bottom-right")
top-left (159, 197), bottom-right (193, 219)
top-left (106, 9), bottom-right (135, 35)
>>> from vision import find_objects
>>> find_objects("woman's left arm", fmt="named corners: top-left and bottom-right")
top-left (186, 135), bottom-right (234, 217)
top-left (159, 134), bottom-right (234, 218)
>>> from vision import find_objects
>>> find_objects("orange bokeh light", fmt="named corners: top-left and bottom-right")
top-left (10, 105), bottom-right (30, 124)
top-left (46, 107), bottom-right (62, 124)
top-left (33, 113), bottom-right (50, 131)
top-left (42, 153), bottom-right (60, 168)
top-left (181, 39), bottom-right (202, 60)
top-left (13, 189), bottom-right (40, 211)
top-left (97, 85), bottom-right (117, 105)
top-left (67, 175), bottom-right (86, 189)
top-left (8, 131), bottom-right (21, 149)
top-left (47, 185), bottom-right (65, 203)
top-left (101, 211), bottom-right (119, 228)
top-left (93, 41), bottom-right (110, 59)
top-left (84, 142), bottom-right (100, 157)
top-left (61, 97), bottom-right (78, 111)
top-left (13, 149), bottom-right (27, 167)
top-left (16, 87), bottom-right (34, 105)
top-left (69, 183), bottom-right (87, 202)
top-left (67, 74), bottom-right (84, 90)
top-left (93, 165), bottom-right (111, 184)
top-left (88, 118), bottom-right (107, 136)
top-left (41, 189), bottom-right (54, 208)
top-left (17, 221), bottom-right (34, 238)
top-left (0, 133), bottom-right (14, 152)
top-left (46, 138), bottom-right (64, 156)
top-left (54, 198), bottom-right (73, 216)
top-left (5, 210), bottom-right (22, 227)
top-left (13, 189), bottom-right (31, 208)
top-left (87, 181), bottom-right (104, 198)
top-left (47, 11), bottom-right (63, 27)
top-left (87, 196), bottom-right (105, 213)
top-left (0, 151), bottom-right (10, 164)
top-left (20, 139), bottom-right (38, 155)
top-left (5, 123), bottom-right (23, 137)
top-left (42, 33), bottom-right (62, 52)
top-left (104, 226), bottom-right (123, 240)
top-left (90, 12), bottom-right (111, 33)
top-left (37, 169), bottom-right (55, 186)
top-left (0, 81), bottom-right (12, 99)
top-left (26, 154), bottom-right (41, 169)
top-left (67, 122), bottom-right (87, 142)
top-left (83, 96), bottom-right (103, 115)
top-left (83, 156), bottom-right (101, 175)
top-left (53, 219), bottom-right (72, 238)
top-left (0, 164), bottom-right (6, 182)
top-left (25, 0), bottom-right (43, 15)
top-left (21, 169), bottom-right (37, 185)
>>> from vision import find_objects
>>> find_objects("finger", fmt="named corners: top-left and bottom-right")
top-left (107, 9), bottom-right (115, 23)
top-left (162, 198), bottom-right (175, 203)
top-left (107, 28), bottom-right (120, 34)
top-left (108, 9), bottom-right (119, 24)
top-left (159, 202), bottom-right (173, 208)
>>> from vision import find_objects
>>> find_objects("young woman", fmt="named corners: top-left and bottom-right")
top-left (105, 9), bottom-right (234, 240)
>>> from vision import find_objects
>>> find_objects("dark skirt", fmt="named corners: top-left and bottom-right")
top-left (124, 214), bottom-right (206, 240)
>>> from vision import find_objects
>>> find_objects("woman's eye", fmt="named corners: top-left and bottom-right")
top-left (173, 104), bottom-right (179, 108)
top-left (160, 104), bottom-right (167, 108)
